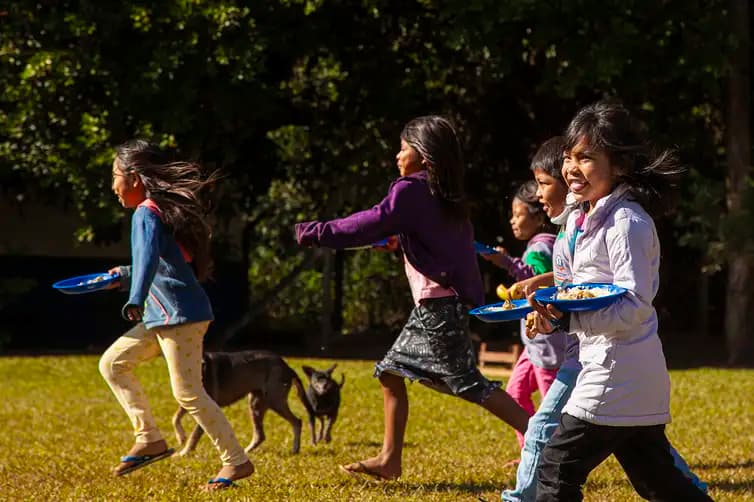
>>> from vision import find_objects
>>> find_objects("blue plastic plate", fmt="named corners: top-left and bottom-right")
top-left (469, 299), bottom-right (533, 323)
top-left (473, 241), bottom-right (497, 255)
top-left (344, 238), bottom-right (391, 250)
top-left (533, 283), bottom-right (627, 312)
top-left (52, 272), bottom-right (119, 295)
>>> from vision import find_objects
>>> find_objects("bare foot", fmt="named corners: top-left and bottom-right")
top-left (340, 455), bottom-right (401, 481)
top-left (202, 461), bottom-right (255, 491)
top-left (113, 439), bottom-right (171, 475)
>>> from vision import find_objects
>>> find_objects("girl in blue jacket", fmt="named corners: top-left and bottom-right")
top-left (99, 140), bottom-right (252, 491)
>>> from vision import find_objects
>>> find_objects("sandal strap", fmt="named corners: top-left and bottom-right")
top-left (207, 477), bottom-right (234, 487)
top-left (120, 454), bottom-right (152, 462)
top-left (120, 449), bottom-right (171, 463)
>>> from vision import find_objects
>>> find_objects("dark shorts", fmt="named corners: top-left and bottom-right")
top-left (374, 296), bottom-right (499, 404)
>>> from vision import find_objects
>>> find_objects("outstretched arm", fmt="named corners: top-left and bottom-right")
top-left (296, 179), bottom-right (416, 249)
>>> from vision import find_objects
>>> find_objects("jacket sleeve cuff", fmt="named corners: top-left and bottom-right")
top-left (121, 303), bottom-right (139, 321)
top-left (295, 221), bottom-right (321, 247)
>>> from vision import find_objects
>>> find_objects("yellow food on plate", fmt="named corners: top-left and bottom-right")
top-left (496, 283), bottom-right (524, 301)
top-left (555, 286), bottom-right (610, 300)
top-left (524, 312), bottom-right (537, 338)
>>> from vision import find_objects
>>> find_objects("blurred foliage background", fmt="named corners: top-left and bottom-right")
top-left (1, 1), bottom-right (751, 357)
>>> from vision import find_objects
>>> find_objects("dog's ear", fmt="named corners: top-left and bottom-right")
top-left (302, 365), bottom-right (315, 379)
top-left (326, 363), bottom-right (337, 375)
top-left (338, 373), bottom-right (345, 388)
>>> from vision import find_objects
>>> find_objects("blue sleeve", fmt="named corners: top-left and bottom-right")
top-left (126, 207), bottom-right (162, 307)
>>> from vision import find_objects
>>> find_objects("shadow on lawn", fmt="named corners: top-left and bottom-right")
top-left (708, 480), bottom-right (754, 494)
top-left (384, 480), bottom-right (500, 495)
top-left (344, 440), bottom-right (416, 448)
top-left (693, 459), bottom-right (754, 470)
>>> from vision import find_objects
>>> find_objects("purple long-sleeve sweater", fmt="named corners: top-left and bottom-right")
top-left (498, 233), bottom-right (557, 281)
top-left (295, 170), bottom-right (484, 306)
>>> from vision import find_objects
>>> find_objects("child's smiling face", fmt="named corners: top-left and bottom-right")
top-left (533, 167), bottom-right (568, 219)
top-left (509, 198), bottom-right (542, 241)
top-left (562, 137), bottom-right (618, 210)
top-left (111, 157), bottom-right (146, 208)
top-left (396, 139), bottom-right (424, 177)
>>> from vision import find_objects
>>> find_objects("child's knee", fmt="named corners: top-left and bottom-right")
top-left (171, 385), bottom-right (206, 410)
top-left (459, 384), bottom-right (494, 404)
top-left (98, 351), bottom-right (127, 380)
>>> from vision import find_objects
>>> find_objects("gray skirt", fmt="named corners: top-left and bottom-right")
top-left (374, 296), bottom-right (499, 403)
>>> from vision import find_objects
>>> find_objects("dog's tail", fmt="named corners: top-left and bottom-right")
top-left (291, 369), bottom-right (316, 430)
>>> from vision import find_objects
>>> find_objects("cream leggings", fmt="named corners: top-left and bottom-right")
top-left (99, 321), bottom-right (248, 466)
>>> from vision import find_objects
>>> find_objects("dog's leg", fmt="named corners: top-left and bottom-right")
top-left (268, 392), bottom-right (302, 454)
top-left (172, 407), bottom-right (188, 447)
top-left (323, 414), bottom-right (336, 443)
top-left (176, 424), bottom-right (205, 456)
top-left (291, 369), bottom-right (317, 446)
top-left (245, 392), bottom-right (268, 453)
top-left (316, 417), bottom-right (326, 444)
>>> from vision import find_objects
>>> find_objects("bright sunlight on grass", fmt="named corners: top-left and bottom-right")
top-left (0, 356), bottom-right (752, 501)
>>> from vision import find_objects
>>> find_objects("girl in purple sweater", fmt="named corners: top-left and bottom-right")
top-left (295, 116), bottom-right (528, 482)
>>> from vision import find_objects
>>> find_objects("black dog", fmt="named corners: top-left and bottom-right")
top-left (302, 364), bottom-right (345, 444)
top-left (173, 351), bottom-right (315, 455)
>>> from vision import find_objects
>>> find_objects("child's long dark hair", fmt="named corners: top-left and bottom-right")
top-left (564, 100), bottom-right (683, 215)
top-left (401, 116), bottom-right (469, 222)
top-left (115, 139), bottom-right (217, 281)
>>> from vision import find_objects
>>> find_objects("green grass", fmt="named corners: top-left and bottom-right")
top-left (0, 356), bottom-right (752, 501)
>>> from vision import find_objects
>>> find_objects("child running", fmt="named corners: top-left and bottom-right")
top-left (501, 135), bottom-right (706, 501)
top-left (99, 139), bottom-right (253, 491)
top-left (295, 115), bottom-right (529, 481)
top-left (482, 176), bottom-right (567, 451)
top-left (528, 102), bottom-right (712, 501)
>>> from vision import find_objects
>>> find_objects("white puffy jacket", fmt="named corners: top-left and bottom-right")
top-left (563, 185), bottom-right (671, 427)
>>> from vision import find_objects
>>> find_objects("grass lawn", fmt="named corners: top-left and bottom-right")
top-left (0, 355), bottom-right (752, 501)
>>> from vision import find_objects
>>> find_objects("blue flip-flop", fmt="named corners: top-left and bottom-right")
top-left (114, 448), bottom-right (174, 476)
top-left (206, 477), bottom-right (235, 489)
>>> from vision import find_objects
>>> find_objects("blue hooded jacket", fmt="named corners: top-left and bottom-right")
top-left (118, 200), bottom-right (214, 328)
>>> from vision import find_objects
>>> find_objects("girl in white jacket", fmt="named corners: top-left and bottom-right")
top-left (528, 101), bottom-right (712, 502)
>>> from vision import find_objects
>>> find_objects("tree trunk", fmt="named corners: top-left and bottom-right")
top-left (332, 249), bottom-right (344, 335)
top-left (725, 0), bottom-right (753, 365)
top-left (696, 268), bottom-right (709, 337)
top-left (320, 248), bottom-right (334, 350)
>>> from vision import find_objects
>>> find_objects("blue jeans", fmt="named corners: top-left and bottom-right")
top-left (501, 364), bottom-right (708, 502)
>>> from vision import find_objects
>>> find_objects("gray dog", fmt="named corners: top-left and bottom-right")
top-left (172, 350), bottom-right (315, 455)
top-left (302, 364), bottom-right (345, 444)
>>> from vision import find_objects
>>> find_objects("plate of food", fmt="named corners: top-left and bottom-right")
top-left (469, 298), bottom-right (533, 323)
top-left (52, 272), bottom-right (120, 295)
top-left (533, 283), bottom-right (627, 312)
top-left (473, 241), bottom-right (497, 255)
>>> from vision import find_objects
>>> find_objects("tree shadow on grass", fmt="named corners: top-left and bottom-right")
top-left (344, 440), bottom-right (416, 448)
top-left (707, 480), bottom-right (754, 494)
top-left (381, 480), bottom-right (500, 496)
top-left (692, 459), bottom-right (754, 470)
